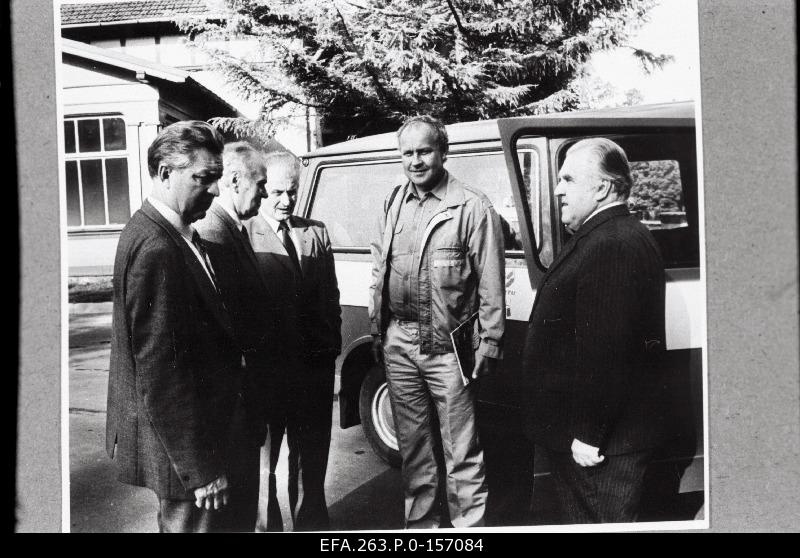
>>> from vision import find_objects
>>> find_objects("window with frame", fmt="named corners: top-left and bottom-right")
top-left (308, 150), bottom-right (539, 255)
top-left (64, 116), bottom-right (131, 228)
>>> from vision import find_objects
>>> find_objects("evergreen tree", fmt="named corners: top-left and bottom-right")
top-left (181, 0), bottom-right (671, 141)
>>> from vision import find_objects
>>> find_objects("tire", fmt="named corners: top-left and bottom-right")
top-left (359, 365), bottom-right (402, 468)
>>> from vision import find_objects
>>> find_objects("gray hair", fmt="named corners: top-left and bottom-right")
top-left (147, 120), bottom-right (224, 178)
top-left (396, 115), bottom-right (449, 154)
top-left (568, 137), bottom-right (633, 199)
top-left (264, 151), bottom-right (300, 181)
top-left (222, 141), bottom-right (262, 174)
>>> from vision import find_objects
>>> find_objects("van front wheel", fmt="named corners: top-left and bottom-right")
top-left (359, 365), bottom-right (401, 468)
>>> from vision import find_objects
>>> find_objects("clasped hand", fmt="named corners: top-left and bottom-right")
top-left (571, 438), bottom-right (604, 467)
top-left (194, 474), bottom-right (229, 510)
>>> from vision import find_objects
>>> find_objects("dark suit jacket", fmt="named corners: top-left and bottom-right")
top-left (195, 202), bottom-right (276, 443)
top-left (106, 200), bottom-right (244, 500)
top-left (523, 204), bottom-right (666, 455)
top-left (246, 213), bottom-right (342, 367)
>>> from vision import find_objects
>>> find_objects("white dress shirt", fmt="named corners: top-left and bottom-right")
top-left (147, 196), bottom-right (217, 287)
top-left (262, 211), bottom-right (302, 260)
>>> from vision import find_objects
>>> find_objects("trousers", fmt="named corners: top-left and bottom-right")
top-left (383, 318), bottom-right (487, 529)
top-left (548, 448), bottom-right (653, 524)
top-left (257, 358), bottom-right (335, 532)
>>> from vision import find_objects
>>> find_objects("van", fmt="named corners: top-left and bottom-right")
top-left (296, 101), bottom-right (704, 524)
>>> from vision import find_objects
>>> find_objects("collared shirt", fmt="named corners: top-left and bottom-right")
top-left (386, 172), bottom-right (449, 321)
top-left (147, 196), bottom-right (217, 286)
top-left (261, 211), bottom-right (302, 261)
top-left (582, 201), bottom-right (627, 228)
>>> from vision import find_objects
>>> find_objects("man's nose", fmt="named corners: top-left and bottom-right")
top-left (209, 181), bottom-right (220, 196)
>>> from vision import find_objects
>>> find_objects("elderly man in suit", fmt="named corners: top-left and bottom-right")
top-left (193, 141), bottom-right (272, 531)
top-left (106, 121), bottom-right (257, 532)
top-left (246, 151), bottom-right (342, 531)
top-left (523, 137), bottom-right (666, 524)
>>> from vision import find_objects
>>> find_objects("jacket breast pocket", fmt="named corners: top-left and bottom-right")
top-left (431, 246), bottom-right (466, 290)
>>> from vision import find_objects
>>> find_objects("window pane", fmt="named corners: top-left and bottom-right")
top-left (105, 158), bottom-right (131, 224)
top-left (65, 160), bottom-right (81, 226)
top-left (628, 160), bottom-right (686, 229)
top-left (309, 162), bottom-right (403, 248)
top-left (78, 119), bottom-right (101, 152)
top-left (103, 118), bottom-right (127, 151)
top-left (446, 152), bottom-right (534, 251)
top-left (80, 159), bottom-right (106, 225)
top-left (64, 121), bottom-right (76, 154)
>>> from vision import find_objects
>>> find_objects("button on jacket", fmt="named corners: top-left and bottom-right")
top-left (369, 171), bottom-right (506, 358)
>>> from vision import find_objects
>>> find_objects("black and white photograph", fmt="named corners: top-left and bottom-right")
top-left (11, 0), bottom-right (798, 535)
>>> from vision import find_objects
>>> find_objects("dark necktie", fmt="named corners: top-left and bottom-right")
top-left (191, 231), bottom-right (221, 293)
top-left (279, 221), bottom-right (301, 274)
top-left (240, 225), bottom-right (253, 250)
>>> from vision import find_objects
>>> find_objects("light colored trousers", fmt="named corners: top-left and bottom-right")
top-left (383, 318), bottom-right (487, 529)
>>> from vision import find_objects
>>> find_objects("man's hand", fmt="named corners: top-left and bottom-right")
top-left (194, 474), bottom-right (230, 510)
top-left (571, 438), bottom-right (605, 467)
top-left (471, 353), bottom-right (496, 380)
top-left (371, 335), bottom-right (383, 365)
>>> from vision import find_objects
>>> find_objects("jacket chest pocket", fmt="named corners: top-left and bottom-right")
top-left (431, 246), bottom-right (466, 289)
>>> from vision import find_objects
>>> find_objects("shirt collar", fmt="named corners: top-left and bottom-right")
top-left (582, 201), bottom-right (627, 227)
top-left (406, 171), bottom-right (448, 202)
top-left (148, 196), bottom-right (195, 241)
top-left (261, 211), bottom-right (292, 234)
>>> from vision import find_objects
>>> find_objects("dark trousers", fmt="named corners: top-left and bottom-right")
top-left (259, 360), bottom-right (335, 532)
top-left (549, 448), bottom-right (652, 524)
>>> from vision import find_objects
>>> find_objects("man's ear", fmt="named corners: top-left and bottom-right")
top-left (595, 179), bottom-right (613, 201)
top-left (157, 164), bottom-right (170, 184)
top-left (230, 171), bottom-right (240, 192)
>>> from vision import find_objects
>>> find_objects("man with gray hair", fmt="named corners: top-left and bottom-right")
top-left (194, 141), bottom-right (273, 531)
top-left (369, 115), bottom-right (506, 528)
top-left (523, 137), bottom-right (666, 524)
top-left (246, 151), bottom-right (341, 531)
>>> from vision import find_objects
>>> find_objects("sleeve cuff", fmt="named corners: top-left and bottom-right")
top-left (477, 339), bottom-right (503, 360)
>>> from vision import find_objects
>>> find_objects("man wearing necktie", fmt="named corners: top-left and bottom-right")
top-left (246, 151), bottom-right (342, 531)
top-left (107, 121), bottom-right (252, 532)
top-left (194, 142), bottom-right (273, 531)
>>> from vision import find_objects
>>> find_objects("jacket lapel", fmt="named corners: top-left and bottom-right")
top-left (247, 213), bottom-right (298, 279)
top-left (292, 218), bottom-right (313, 277)
top-left (140, 200), bottom-right (236, 342)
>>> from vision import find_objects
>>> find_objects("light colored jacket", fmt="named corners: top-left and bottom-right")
top-left (369, 172), bottom-right (506, 358)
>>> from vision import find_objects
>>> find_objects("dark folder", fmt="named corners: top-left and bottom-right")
top-left (450, 312), bottom-right (480, 387)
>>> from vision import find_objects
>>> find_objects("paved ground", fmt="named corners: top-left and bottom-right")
top-left (68, 310), bottom-right (404, 533)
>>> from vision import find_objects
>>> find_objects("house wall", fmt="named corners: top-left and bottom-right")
top-left (63, 57), bottom-right (162, 276)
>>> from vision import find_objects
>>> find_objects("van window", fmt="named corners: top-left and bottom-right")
top-left (309, 150), bottom-right (538, 255)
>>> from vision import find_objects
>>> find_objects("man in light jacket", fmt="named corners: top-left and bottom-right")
top-left (369, 115), bottom-right (506, 528)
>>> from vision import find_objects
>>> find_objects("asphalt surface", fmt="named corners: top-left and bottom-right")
top-left (68, 310), bottom-right (404, 533)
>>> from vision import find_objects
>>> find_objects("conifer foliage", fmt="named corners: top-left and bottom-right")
top-left (182, 0), bottom-right (669, 140)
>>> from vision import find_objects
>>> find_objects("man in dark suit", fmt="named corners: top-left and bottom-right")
top-left (106, 121), bottom-right (256, 532)
top-left (193, 141), bottom-right (272, 531)
top-left (523, 137), bottom-right (666, 524)
top-left (246, 151), bottom-right (342, 531)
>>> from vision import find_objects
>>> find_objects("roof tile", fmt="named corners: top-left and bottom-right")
top-left (61, 1), bottom-right (209, 26)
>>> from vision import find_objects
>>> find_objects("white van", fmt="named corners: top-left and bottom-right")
top-left (296, 101), bottom-right (704, 524)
